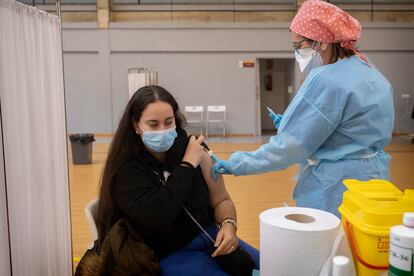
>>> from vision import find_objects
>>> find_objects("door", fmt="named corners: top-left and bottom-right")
top-left (258, 58), bottom-right (296, 135)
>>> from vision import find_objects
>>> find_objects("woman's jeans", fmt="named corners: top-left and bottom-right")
top-left (160, 225), bottom-right (260, 276)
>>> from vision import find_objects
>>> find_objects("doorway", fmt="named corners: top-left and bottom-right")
top-left (257, 58), bottom-right (296, 135)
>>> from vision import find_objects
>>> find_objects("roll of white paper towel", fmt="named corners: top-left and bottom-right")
top-left (260, 207), bottom-right (340, 276)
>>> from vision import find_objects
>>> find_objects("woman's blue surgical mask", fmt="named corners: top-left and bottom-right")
top-left (139, 124), bottom-right (177, 153)
top-left (294, 42), bottom-right (324, 73)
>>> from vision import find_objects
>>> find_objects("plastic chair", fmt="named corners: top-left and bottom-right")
top-left (85, 198), bottom-right (99, 244)
top-left (206, 105), bottom-right (226, 138)
top-left (184, 106), bottom-right (204, 135)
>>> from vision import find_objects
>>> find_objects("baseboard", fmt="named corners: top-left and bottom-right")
top-left (205, 133), bottom-right (254, 138)
top-left (393, 132), bottom-right (414, 136)
top-left (69, 132), bottom-right (413, 138)
top-left (68, 133), bottom-right (255, 138)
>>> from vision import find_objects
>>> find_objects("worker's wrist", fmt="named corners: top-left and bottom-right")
top-left (219, 217), bottom-right (237, 232)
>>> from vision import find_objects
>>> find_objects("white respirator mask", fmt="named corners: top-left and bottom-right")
top-left (295, 42), bottom-right (324, 74)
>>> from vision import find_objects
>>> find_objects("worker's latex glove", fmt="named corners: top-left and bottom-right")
top-left (212, 160), bottom-right (238, 176)
top-left (267, 107), bottom-right (282, 129)
top-left (207, 151), bottom-right (221, 181)
top-left (212, 152), bottom-right (247, 176)
top-left (269, 113), bottom-right (282, 129)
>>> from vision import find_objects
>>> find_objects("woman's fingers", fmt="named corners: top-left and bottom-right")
top-left (196, 135), bottom-right (205, 145)
top-left (182, 135), bottom-right (206, 167)
top-left (222, 236), bottom-right (239, 254)
top-left (214, 229), bottom-right (224, 248)
top-left (211, 229), bottom-right (239, 257)
top-left (212, 239), bottom-right (237, 257)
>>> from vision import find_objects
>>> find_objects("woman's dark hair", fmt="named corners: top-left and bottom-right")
top-left (331, 43), bottom-right (356, 63)
top-left (97, 85), bottom-right (185, 232)
top-left (305, 38), bottom-right (356, 63)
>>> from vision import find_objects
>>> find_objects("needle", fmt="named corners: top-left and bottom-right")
top-left (204, 148), bottom-right (220, 163)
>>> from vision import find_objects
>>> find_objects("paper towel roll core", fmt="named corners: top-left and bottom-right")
top-left (285, 213), bottom-right (316, 223)
top-left (260, 207), bottom-right (340, 276)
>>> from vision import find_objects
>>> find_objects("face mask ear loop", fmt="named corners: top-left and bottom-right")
top-left (138, 122), bottom-right (145, 131)
top-left (136, 122), bottom-right (145, 135)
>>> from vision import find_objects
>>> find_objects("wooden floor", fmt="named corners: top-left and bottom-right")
top-left (69, 138), bottom-right (414, 266)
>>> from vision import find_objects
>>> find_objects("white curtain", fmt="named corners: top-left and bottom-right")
top-left (0, 113), bottom-right (11, 276)
top-left (0, 1), bottom-right (72, 275)
top-left (128, 68), bottom-right (158, 98)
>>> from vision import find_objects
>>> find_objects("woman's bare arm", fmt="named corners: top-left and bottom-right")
top-left (199, 151), bottom-right (239, 256)
top-left (199, 151), bottom-right (236, 223)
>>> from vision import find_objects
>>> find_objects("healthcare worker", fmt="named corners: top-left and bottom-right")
top-left (212, 0), bottom-right (394, 217)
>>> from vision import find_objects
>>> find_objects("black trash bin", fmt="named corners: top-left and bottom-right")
top-left (69, 134), bottom-right (95, 164)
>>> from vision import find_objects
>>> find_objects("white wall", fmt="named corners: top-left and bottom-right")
top-left (63, 27), bottom-right (112, 134)
top-left (367, 52), bottom-right (414, 133)
top-left (62, 22), bottom-right (414, 135)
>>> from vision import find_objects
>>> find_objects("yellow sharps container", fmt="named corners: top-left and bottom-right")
top-left (338, 179), bottom-right (414, 276)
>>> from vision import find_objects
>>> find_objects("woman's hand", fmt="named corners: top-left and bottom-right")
top-left (211, 224), bottom-right (239, 257)
top-left (182, 135), bottom-right (205, 168)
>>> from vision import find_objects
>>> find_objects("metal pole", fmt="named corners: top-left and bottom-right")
top-left (56, 0), bottom-right (61, 19)
top-left (54, 1), bottom-right (74, 272)
top-left (170, 0), bottom-right (173, 23)
top-left (371, 0), bottom-right (374, 22)
top-left (233, 0), bottom-right (235, 23)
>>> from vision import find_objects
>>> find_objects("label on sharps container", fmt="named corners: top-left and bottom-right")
top-left (377, 236), bottom-right (390, 253)
top-left (389, 242), bottom-right (413, 276)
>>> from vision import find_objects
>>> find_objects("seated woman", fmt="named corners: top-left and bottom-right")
top-left (96, 85), bottom-right (259, 275)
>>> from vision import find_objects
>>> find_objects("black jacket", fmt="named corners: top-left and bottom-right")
top-left (113, 128), bottom-right (215, 259)
top-left (75, 218), bottom-right (160, 276)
